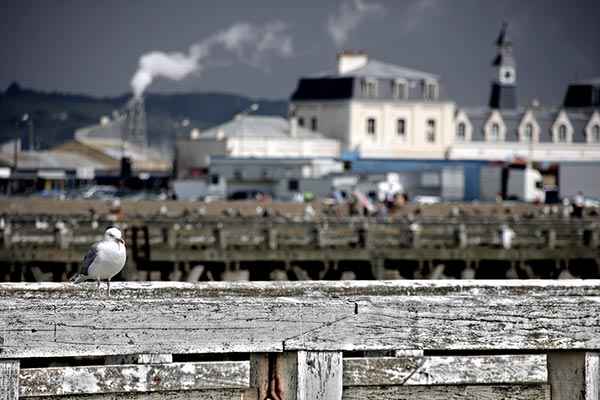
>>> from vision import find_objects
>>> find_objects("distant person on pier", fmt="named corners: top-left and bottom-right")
top-left (572, 191), bottom-right (585, 218)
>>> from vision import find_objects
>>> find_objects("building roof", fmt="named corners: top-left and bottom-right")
top-left (307, 58), bottom-right (439, 81)
top-left (462, 106), bottom-right (596, 144)
top-left (195, 115), bottom-right (334, 140)
top-left (0, 148), bottom-right (107, 170)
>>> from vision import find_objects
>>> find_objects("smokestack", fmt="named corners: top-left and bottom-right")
top-left (289, 105), bottom-right (298, 138)
top-left (337, 50), bottom-right (368, 75)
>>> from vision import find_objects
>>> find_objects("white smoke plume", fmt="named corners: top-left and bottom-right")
top-left (326, 0), bottom-right (384, 47)
top-left (131, 21), bottom-right (293, 98)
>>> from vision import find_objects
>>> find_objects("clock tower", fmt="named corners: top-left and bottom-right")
top-left (489, 23), bottom-right (517, 109)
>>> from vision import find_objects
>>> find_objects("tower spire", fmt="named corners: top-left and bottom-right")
top-left (489, 22), bottom-right (517, 109)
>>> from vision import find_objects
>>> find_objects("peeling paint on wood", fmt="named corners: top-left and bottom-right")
top-left (0, 360), bottom-right (19, 400)
top-left (285, 294), bottom-right (600, 351)
top-left (342, 384), bottom-right (550, 399)
top-left (24, 388), bottom-right (258, 400)
top-left (19, 361), bottom-right (249, 397)
top-left (343, 355), bottom-right (546, 386)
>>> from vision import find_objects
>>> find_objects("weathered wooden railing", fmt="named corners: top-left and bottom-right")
top-left (1, 280), bottom-right (599, 399)
top-left (2, 217), bottom-right (599, 281)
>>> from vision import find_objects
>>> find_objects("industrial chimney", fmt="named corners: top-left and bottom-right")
top-left (289, 105), bottom-right (298, 138)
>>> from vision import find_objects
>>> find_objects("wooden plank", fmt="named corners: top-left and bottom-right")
top-left (297, 351), bottom-right (342, 400)
top-left (342, 385), bottom-right (550, 399)
top-left (0, 296), bottom-right (354, 358)
top-left (0, 360), bottom-right (19, 400)
top-left (19, 361), bottom-right (249, 397)
top-left (286, 294), bottom-right (600, 351)
top-left (1, 280), bottom-right (600, 300)
top-left (548, 352), bottom-right (600, 400)
top-left (343, 355), bottom-right (546, 386)
top-left (24, 388), bottom-right (257, 400)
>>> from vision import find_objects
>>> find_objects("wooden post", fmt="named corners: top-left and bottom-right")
top-left (250, 352), bottom-right (342, 400)
top-left (311, 228), bottom-right (322, 248)
top-left (454, 224), bottom-right (467, 248)
top-left (357, 226), bottom-right (369, 249)
top-left (584, 228), bottom-right (598, 248)
top-left (1, 224), bottom-right (11, 249)
top-left (545, 229), bottom-right (556, 249)
top-left (0, 360), bottom-right (19, 400)
top-left (264, 228), bottom-right (278, 250)
top-left (214, 227), bottom-right (227, 250)
top-left (548, 352), bottom-right (599, 400)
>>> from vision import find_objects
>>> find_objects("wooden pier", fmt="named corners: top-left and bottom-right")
top-left (1, 280), bottom-right (599, 399)
top-left (1, 212), bottom-right (599, 282)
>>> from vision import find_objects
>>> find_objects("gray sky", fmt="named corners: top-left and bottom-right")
top-left (1, 0), bottom-right (598, 106)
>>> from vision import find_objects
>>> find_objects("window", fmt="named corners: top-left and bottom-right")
top-left (298, 117), bottom-right (305, 127)
top-left (456, 122), bottom-right (466, 141)
top-left (423, 81), bottom-right (438, 100)
top-left (592, 125), bottom-right (600, 143)
top-left (310, 117), bottom-right (317, 131)
top-left (261, 168), bottom-right (272, 179)
top-left (288, 179), bottom-right (299, 191)
top-left (233, 169), bottom-right (245, 180)
top-left (393, 80), bottom-right (407, 100)
top-left (426, 119), bottom-right (436, 142)
top-left (397, 119), bottom-right (406, 137)
top-left (367, 118), bottom-right (376, 135)
top-left (558, 124), bottom-right (567, 142)
top-left (362, 78), bottom-right (378, 98)
top-left (210, 174), bottom-right (220, 184)
top-left (490, 123), bottom-right (500, 141)
top-left (524, 123), bottom-right (533, 142)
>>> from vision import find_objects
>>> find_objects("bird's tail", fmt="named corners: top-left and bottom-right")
top-left (72, 275), bottom-right (88, 284)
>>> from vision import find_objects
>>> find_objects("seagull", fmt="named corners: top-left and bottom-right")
top-left (73, 227), bottom-right (126, 298)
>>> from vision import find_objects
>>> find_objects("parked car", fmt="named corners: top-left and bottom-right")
top-left (228, 191), bottom-right (272, 201)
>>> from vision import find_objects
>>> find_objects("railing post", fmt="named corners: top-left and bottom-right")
top-left (548, 352), bottom-right (599, 400)
top-left (250, 351), bottom-right (342, 400)
top-left (0, 360), bottom-right (19, 400)
top-left (264, 228), bottom-right (278, 250)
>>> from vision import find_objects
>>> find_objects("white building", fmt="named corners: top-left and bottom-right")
top-left (174, 115), bottom-right (340, 179)
top-left (290, 51), bottom-right (455, 159)
top-left (450, 24), bottom-right (600, 162)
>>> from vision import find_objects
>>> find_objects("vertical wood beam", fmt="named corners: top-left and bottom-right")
top-left (0, 360), bottom-right (19, 400)
top-left (250, 352), bottom-right (342, 400)
top-left (296, 351), bottom-right (342, 400)
top-left (548, 352), bottom-right (599, 400)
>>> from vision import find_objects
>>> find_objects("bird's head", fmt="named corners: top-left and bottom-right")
top-left (105, 227), bottom-right (125, 245)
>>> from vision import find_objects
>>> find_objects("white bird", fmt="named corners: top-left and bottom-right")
top-left (73, 227), bottom-right (126, 298)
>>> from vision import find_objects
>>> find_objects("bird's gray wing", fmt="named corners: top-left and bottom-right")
top-left (80, 242), bottom-right (100, 276)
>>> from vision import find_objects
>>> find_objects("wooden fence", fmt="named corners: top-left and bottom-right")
top-left (1, 280), bottom-right (599, 399)
top-left (2, 217), bottom-right (599, 281)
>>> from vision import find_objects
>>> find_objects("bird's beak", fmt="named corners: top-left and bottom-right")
top-left (116, 238), bottom-right (125, 244)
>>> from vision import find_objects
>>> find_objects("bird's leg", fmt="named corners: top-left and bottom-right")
top-left (97, 278), bottom-right (102, 298)
top-left (107, 279), bottom-right (111, 299)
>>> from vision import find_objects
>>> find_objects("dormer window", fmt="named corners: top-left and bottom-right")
top-left (591, 125), bottom-right (600, 143)
top-left (393, 79), bottom-right (408, 100)
top-left (361, 78), bottom-right (378, 98)
top-left (523, 123), bottom-right (533, 142)
top-left (551, 110), bottom-right (573, 143)
top-left (456, 122), bottom-right (466, 141)
top-left (558, 124), bottom-right (567, 142)
top-left (490, 123), bottom-right (500, 141)
top-left (423, 80), bottom-right (438, 100)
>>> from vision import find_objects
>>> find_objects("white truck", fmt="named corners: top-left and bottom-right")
top-left (506, 167), bottom-right (545, 203)
top-left (480, 166), bottom-right (544, 203)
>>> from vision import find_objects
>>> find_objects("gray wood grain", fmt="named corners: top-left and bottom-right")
top-left (0, 360), bottom-right (19, 400)
top-left (24, 388), bottom-right (257, 400)
top-left (342, 385), bottom-right (550, 400)
top-left (19, 361), bottom-right (249, 397)
top-left (343, 355), bottom-right (546, 386)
